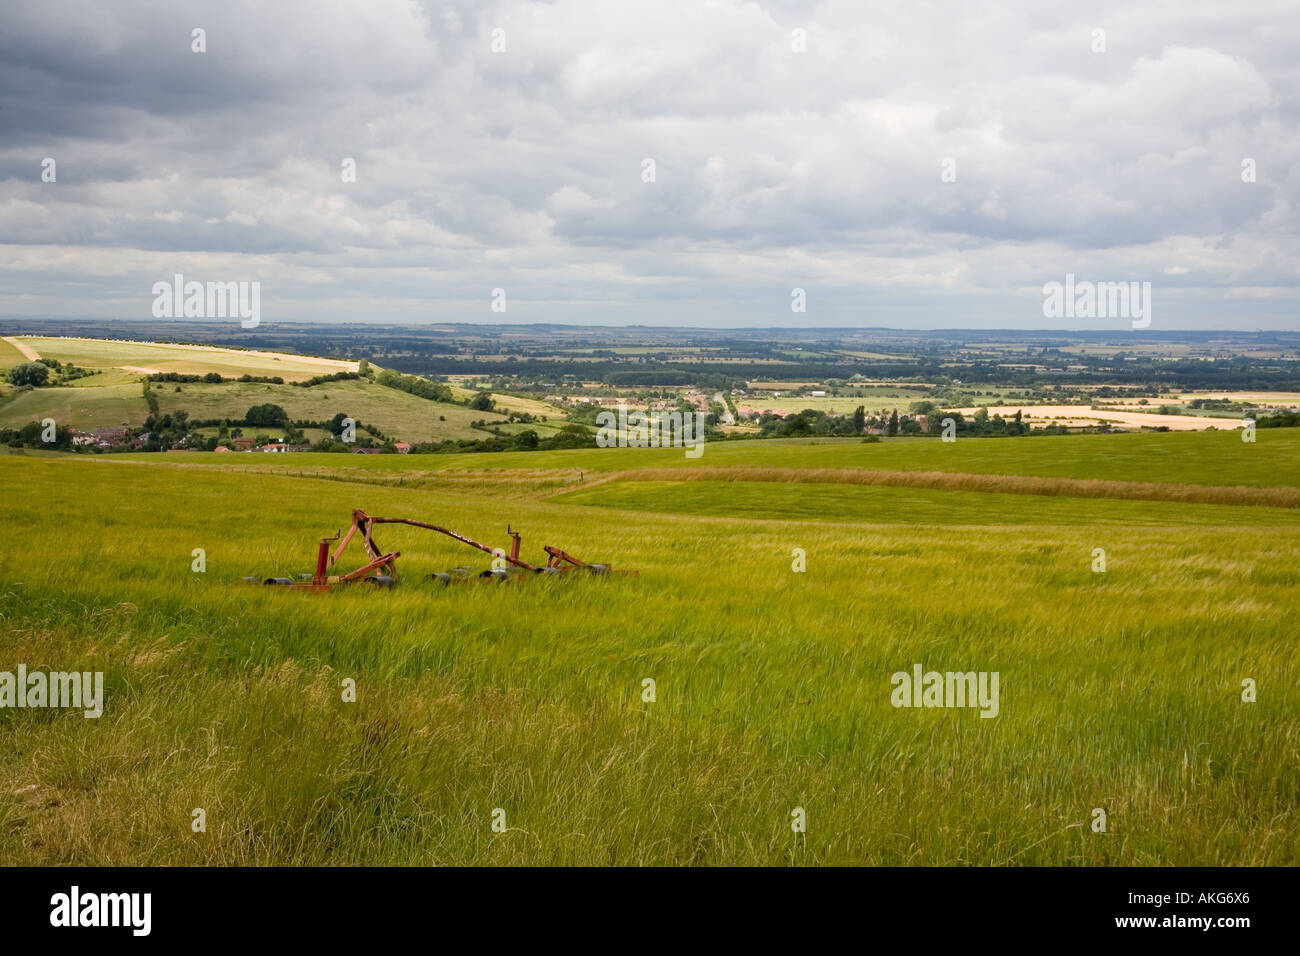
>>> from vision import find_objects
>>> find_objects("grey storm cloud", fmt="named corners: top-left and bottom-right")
top-left (0, 0), bottom-right (1296, 327)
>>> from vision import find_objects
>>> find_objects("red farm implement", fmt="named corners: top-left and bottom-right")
top-left (255, 508), bottom-right (636, 591)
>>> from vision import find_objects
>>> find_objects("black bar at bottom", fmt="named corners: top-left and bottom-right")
top-left (0, 866), bottom-right (1282, 943)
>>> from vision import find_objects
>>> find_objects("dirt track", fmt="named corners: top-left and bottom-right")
top-left (2, 336), bottom-right (41, 360)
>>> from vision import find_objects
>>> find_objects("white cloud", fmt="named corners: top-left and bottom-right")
top-left (0, 0), bottom-right (1296, 327)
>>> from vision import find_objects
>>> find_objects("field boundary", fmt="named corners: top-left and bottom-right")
top-left (2, 336), bottom-right (41, 360)
top-left (25, 453), bottom-right (1300, 508)
top-left (602, 466), bottom-right (1300, 508)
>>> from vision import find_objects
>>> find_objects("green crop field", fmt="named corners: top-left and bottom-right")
top-left (0, 428), bottom-right (1295, 866)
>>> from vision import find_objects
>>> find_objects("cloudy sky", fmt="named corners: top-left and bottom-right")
top-left (1, 0), bottom-right (1297, 329)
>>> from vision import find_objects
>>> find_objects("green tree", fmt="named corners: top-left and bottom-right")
top-left (246, 403), bottom-right (288, 427)
top-left (8, 362), bottom-right (49, 387)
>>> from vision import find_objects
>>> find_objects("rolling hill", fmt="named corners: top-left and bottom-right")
top-left (0, 336), bottom-right (567, 443)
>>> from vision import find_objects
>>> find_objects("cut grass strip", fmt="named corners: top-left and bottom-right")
top-left (604, 466), bottom-right (1300, 509)
top-left (553, 479), bottom-right (1300, 527)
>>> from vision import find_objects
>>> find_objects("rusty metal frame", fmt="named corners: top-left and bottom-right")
top-left (268, 508), bottom-right (635, 590)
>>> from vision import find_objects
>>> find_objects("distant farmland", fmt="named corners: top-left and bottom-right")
top-left (0, 336), bottom-right (567, 442)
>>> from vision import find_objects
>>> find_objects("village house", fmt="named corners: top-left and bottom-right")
top-left (393, 442), bottom-right (412, 454)
top-left (259, 443), bottom-right (311, 453)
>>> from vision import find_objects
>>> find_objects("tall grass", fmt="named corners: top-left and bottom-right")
top-left (0, 451), bottom-right (1295, 865)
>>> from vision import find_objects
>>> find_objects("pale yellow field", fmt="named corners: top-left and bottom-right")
top-left (1172, 391), bottom-right (1300, 405)
top-left (16, 337), bottom-right (358, 382)
top-left (447, 386), bottom-right (565, 418)
top-left (952, 404), bottom-right (1245, 431)
top-left (746, 381), bottom-right (821, 390)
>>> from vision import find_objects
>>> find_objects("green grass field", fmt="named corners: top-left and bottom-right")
top-left (151, 380), bottom-right (535, 442)
top-left (109, 428), bottom-right (1300, 487)
top-left (0, 338), bottom-right (29, 370)
top-left (554, 479), bottom-right (1300, 526)
top-left (0, 430), bottom-right (1295, 865)
top-left (0, 383), bottom-right (149, 430)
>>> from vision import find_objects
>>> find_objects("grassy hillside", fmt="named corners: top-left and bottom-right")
top-left (447, 386), bottom-right (563, 417)
top-left (19, 336), bottom-right (356, 381)
top-left (0, 336), bottom-right (566, 443)
top-left (0, 376), bottom-right (557, 443)
top-left (0, 383), bottom-right (149, 430)
top-left (0, 337), bottom-right (29, 370)
top-left (0, 436), bottom-right (1295, 865)
top-left (151, 380), bottom-right (556, 442)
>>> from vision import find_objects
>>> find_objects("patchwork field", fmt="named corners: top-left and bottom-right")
top-left (15, 337), bottom-right (357, 381)
top-left (949, 404), bottom-right (1244, 431)
top-left (0, 336), bottom-right (567, 442)
top-left (0, 430), bottom-right (1295, 865)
